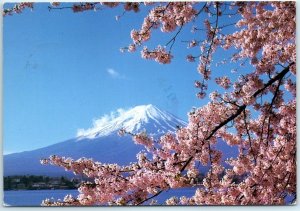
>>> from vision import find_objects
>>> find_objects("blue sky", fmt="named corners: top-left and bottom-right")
top-left (4, 3), bottom-right (216, 154)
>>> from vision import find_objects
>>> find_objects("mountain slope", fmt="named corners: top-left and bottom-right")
top-left (4, 105), bottom-right (187, 176)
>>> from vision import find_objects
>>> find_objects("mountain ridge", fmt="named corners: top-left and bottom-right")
top-left (4, 105), bottom-right (188, 176)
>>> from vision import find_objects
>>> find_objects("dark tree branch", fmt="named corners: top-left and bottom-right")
top-left (135, 190), bottom-right (164, 205)
top-left (180, 62), bottom-right (294, 171)
top-left (166, 24), bottom-right (184, 52)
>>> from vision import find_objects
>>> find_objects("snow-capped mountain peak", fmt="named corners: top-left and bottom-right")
top-left (76, 104), bottom-right (186, 139)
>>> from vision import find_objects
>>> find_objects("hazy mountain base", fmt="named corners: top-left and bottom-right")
top-left (4, 135), bottom-right (144, 177)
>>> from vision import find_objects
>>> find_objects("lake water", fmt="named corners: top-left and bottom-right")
top-left (4, 189), bottom-right (79, 206)
top-left (4, 188), bottom-right (197, 206)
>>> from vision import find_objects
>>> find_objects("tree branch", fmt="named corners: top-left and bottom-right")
top-left (181, 62), bottom-right (294, 171)
top-left (135, 190), bottom-right (164, 205)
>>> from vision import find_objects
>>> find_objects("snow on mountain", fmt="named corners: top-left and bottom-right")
top-left (76, 104), bottom-right (187, 139)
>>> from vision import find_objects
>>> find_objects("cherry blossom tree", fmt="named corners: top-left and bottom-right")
top-left (5, 1), bottom-right (296, 205)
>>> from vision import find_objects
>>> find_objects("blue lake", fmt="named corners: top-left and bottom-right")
top-left (4, 189), bottom-right (79, 206)
top-left (4, 188), bottom-right (197, 206)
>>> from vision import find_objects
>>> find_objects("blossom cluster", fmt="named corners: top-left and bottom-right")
top-left (147, 3), bottom-right (197, 32)
top-left (3, 2), bottom-right (33, 16)
top-left (125, 2), bottom-right (198, 64)
top-left (215, 76), bottom-right (231, 89)
top-left (72, 3), bottom-right (96, 13)
top-left (223, 2), bottom-right (295, 76)
top-left (141, 46), bottom-right (173, 64)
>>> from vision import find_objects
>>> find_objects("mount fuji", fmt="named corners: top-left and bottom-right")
top-left (4, 104), bottom-right (238, 177)
top-left (4, 105), bottom-right (187, 176)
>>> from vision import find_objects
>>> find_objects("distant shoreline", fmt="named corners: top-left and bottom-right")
top-left (4, 175), bottom-right (80, 191)
top-left (4, 188), bottom-right (78, 191)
